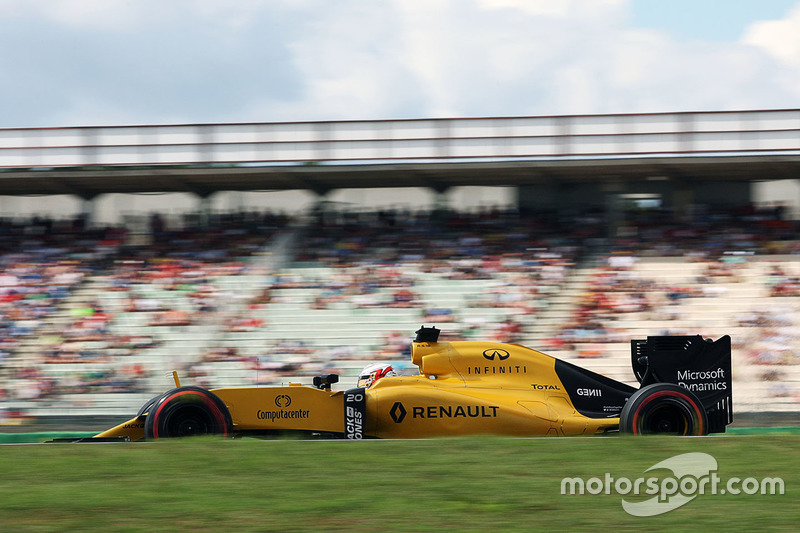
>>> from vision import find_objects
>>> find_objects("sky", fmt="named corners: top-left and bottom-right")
top-left (1, 0), bottom-right (800, 128)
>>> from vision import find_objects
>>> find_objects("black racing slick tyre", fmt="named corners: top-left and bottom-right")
top-left (144, 386), bottom-right (233, 439)
top-left (136, 395), bottom-right (161, 418)
top-left (620, 383), bottom-right (707, 436)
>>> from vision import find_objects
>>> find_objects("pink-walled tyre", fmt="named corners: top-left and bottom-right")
top-left (144, 386), bottom-right (232, 439)
top-left (620, 383), bottom-right (707, 436)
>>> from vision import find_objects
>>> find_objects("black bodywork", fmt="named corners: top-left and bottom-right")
top-left (554, 335), bottom-right (733, 433)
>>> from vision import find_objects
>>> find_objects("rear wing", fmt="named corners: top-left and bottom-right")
top-left (631, 335), bottom-right (733, 433)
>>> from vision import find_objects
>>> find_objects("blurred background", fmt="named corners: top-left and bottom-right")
top-left (1, 111), bottom-right (799, 430)
top-left (1, 1), bottom-right (800, 430)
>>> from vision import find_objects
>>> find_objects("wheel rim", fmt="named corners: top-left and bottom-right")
top-left (643, 403), bottom-right (691, 435)
top-left (168, 405), bottom-right (214, 437)
top-left (630, 388), bottom-right (705, 436)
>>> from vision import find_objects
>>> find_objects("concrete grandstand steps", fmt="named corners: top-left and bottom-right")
top-left (186, 357), bottom-right (360, 386)
top-left (1, 225), bottom-right (289, 416)
top-left (517, 255), bottom-right (800, 411)
top-left (225, 331), bottom-right (384, 347)
top-left (28, 393), bottom-right (151, 417)
top-left (549, 353), bottom-right (639, 387)
top-left (10, 249), bottom-right (800, 418)
top-left (38, 361), bottom-right (145, 373)
top-left (521, 264), bottom-right (595, 342)
top-left (260, 305), bottom-right (422, 320)
top-left (609, 318), bottom-right (739, 331)
top-left (260, 307), bottom-right (518, 327)
top-left (731, 381), bottom-right (800, 413)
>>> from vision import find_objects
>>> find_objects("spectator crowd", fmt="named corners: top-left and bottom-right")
top-left (1, 201), bottom-right (800, 415)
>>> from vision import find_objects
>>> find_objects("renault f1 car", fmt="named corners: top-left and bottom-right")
top-left (85, 327), bottom-right (732, 441)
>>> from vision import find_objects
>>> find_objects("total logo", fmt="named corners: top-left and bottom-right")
top-left (483, 349), bottom-right (510, 361)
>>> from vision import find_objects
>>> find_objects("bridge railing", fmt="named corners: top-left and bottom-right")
top-left (1, 109), bottom-right (799, 168)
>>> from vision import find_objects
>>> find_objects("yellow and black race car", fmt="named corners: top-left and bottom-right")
top-left (85, 327), bottom-right (732, 441)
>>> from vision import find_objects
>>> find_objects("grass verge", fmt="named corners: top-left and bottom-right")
top-left (0, 435), bottom-right (796, 531)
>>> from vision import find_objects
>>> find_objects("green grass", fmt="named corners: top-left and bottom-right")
top-left (0, 436), bottom-right (797, 532)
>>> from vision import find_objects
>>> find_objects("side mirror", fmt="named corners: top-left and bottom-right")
top-left (313, 374), bottom-right (339, 390)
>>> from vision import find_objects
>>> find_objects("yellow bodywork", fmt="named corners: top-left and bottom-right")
top-left (93, 339), bottom-right (619, 440)
top-left (94, 417), bottom-right (147, 441)
top-left (367, 341), bottom-right (618, 437)
top-left (94, 384), bottom-right (345, 441)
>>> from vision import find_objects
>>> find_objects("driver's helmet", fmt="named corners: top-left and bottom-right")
top-left (357, 363), bottom-right (397, 388)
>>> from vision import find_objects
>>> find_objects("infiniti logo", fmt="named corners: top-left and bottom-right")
top-left (483, 349), bottom-right (510, 361)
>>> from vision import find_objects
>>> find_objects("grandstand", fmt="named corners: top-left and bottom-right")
top-left (1, 110), bottom-right (800, 426)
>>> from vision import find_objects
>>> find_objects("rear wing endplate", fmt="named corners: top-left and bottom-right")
top-left (631, 335), bottom-right (733, 433)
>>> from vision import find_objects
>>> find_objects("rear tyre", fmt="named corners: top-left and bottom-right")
top-left (144, 386), bottom-right (232, 439)
top-left (620, 383), bottom-right (707, 436)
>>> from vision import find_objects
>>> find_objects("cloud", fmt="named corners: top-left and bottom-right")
top-left (265, 0), bottom-right (800, 119)
top-left (0, 1), bottom-right (305, 126)
top-left (743, 4), bottom-right (800, 67)
top-left (477, 0), bottom-right (626, 18)
top-left (0, 0), bottom-right (798, 127)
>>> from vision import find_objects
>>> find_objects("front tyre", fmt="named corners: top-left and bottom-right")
top-left (620, 383), bottom-right (707, 436)
top-left (144, 386), bottom-right (232, 439)
top-left (136, 395), bottom-right (161, 418)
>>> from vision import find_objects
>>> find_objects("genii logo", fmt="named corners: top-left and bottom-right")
top-left (483, 349), bottom-right (510, 361)
top-left (274, 394), bottom-right (292, 408)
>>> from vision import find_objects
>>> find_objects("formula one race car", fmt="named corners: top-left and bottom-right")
top-left (85, 327), bottom-right (732, 441)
